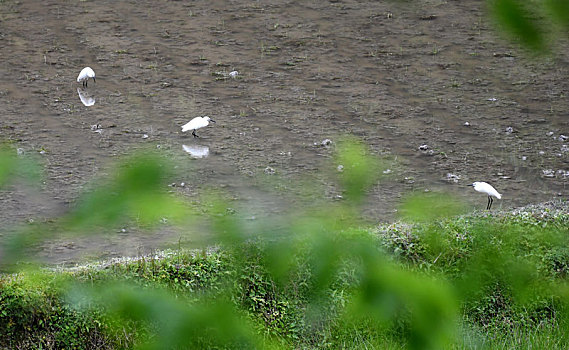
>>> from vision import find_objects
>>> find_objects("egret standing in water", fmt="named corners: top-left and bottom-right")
top-left (181, 116), bottom-right (216, 138)
top-left (468, 181), bottom-right (502, 210)
top-left (77, 67), bottom-right (96, 88)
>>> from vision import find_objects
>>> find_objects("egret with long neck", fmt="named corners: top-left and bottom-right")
top-left (181, 116), bottom-right (216, 138)
top-left (77, 67), bottom-right (96, 88)
top-left (468, 181), bottom-right (502, 210)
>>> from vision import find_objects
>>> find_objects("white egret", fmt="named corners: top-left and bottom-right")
top-left (77, 67), bottom-right (96, 87)
top-left (468, 181), bottom-right (502, 210)
top-left (181, 116), bottom-right (216, 138)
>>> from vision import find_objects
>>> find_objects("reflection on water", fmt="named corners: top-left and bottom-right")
top-left (77, 88), bottom-right (95, 106)
top-left (183, 144), bottom-right (209, 158)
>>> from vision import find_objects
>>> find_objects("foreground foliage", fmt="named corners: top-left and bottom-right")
top-left (1, 202), bottom-right (568, 349)
top-left (1, 140), bottom-right (568, 349)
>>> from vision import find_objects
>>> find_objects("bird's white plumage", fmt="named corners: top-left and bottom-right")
top-left (181, 116), bottom-right (213, 132)
top-left (77, 67), bottom-right (96, 83)
top-left (471, 181), bottom-right (502, 199)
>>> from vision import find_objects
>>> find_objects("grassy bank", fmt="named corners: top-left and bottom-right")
top-left (1, 201), bottom-right (568, 349)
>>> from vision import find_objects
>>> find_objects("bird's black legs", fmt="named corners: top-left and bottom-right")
top-left (83, 80), bottom-right (87, 88)
top-left (486, 196), bottom-right (493, 210)
top-left (192, 130), bottom-right (199, 138)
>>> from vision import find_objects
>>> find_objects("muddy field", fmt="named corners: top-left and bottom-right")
top-left (0, 0), bottom-right (567, 264)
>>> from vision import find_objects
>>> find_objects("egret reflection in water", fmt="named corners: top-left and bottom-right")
top-left (77, 88), bottom-right (95, 106)
top-left (182, 144), bottom-right (209, 159)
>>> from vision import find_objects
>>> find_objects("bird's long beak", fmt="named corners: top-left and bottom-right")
top-left (210, 119), bottom-right (216, 123)
top-left (467, 184), bottom-right (474, 186)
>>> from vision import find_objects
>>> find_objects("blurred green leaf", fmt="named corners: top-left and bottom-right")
top-left (64, 151), bottom-right (190, 231)
top-left (205, 192), bottom-right (245, 245)
top-left (399, 192), bottom-right (468, 222)
top-left (347, 241), bottom-right (458, 350)
top-left (489, 0), bottom-right (546, 51)
top-left (545, 0), bottom-right (569, 30)
top-left (335, 137), bottom-right (382, 203)
top-left (69, 282), bottom-right (280, 350)
top-left (0, 146), bottom-right (17, 187)
top-left (0, 144), bottom-right (42, 188)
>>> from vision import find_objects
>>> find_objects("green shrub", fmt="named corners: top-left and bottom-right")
top-left (0, 272), bottom-right (115, 349)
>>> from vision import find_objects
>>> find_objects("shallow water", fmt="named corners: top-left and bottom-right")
top-left (0, 0), bottom-right (567, 264)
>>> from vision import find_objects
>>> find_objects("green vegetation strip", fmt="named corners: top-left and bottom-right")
top-left (1, 201), bottom-right (568, 349)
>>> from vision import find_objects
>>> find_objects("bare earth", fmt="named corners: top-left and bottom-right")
top-left (0, 0), bottom-right (567, 264)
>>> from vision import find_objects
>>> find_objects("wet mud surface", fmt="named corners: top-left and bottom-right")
top-left (0, 0), bottom-right (567, 264)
